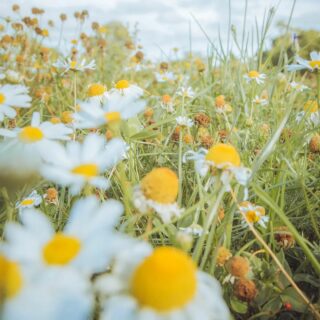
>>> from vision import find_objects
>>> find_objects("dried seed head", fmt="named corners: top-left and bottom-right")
top-left (194, 113), bottom-right (211, 127)
top-left (216, 246), bottom-right (232, 266)
top-left (233, 278), bottom-right (257, 302)
top-left (309, 134), bottom-right (320, 153)
top-left (227, 256), bottom-right (250, 278)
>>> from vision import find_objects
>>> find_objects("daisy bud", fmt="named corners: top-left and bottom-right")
top-left (61, 111), bottom-right (73, 124)
top-left (233, 278), bottom-right (257, 302)
top-left (12, 4), bottom-right (20, 12)
top-left (200, 135), bottom-right (214, 148)
top-left (183, 134), bottom-right (193, 144)
top-left (309, 134), bottom-right (320, 153)
top-left (227, 256), bottom-right (250, 278)
top-left (215, 95), bottom-right (225, 108)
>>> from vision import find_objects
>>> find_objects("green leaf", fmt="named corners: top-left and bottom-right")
top-left (281, 287), bottom-right (308, 313)
top-left (230, 297), bottom-right (248, 314)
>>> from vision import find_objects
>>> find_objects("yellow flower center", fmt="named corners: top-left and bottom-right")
top-left (61, 111), bottom-right (73, 124)
top-left (246, 210), bottom-right (260, 223)
top-left (115, 79), bottom-right (129, 90)
top-left (304, 100), bottom-right (318, 113)
top-left (18, 126), bottom-right (44, 143)
top-left (141, 167), bottom-right (178, 204)
top-left (105, 111), bottom-right (121, 123)
top-left (71, 163), bottom-right (98, 179)
top-left (131, 247), bottom-right (197, 312)
top-left (87, 83), bottom-right (106, 97)
top-left (205, 143), bottom-right (241, 167)
top-left (70, 60), bottom-right (77, 69)
top-left (20, 199), bottom-right (35, 206)
top-left (0, 93), bottom-right (6, 104)
top-left (43, 233), bottom-right (81, 265)
top-left (309, 60), bottom-right (320, 69)
top-left (248, 70), bottom-right (259, 78)
top-left (0, 255), bottom-right (23, 299)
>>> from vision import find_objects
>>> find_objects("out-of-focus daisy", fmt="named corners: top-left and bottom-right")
top-left (175, 116), bottom-right (194, 127)
top-left (133, 167), bottom-right (182, 223)
top-left (0, 111), bottom-right (72, 148)
top-left (160, 94), bottom-right (174, 113)
top-left (155, 71), bottom-right (176, 82)
top-left (0, 84), bottom-right (31, 121)
top-left (179, 223), bottom-right (204, 237)
top-left (177, 86), bottom-right (195, 98)
top-left (0, 255), bottom-right (93, 320)
top-left (110, 79), bottom-right (143, 99)
top-left (289, 81), bottom-right (309, 92)
top-left (5, 70), bottom-right (23, 83)
top-left (87, 83), bottom-right (108, 102)
top-left (252, 95), bottom-right (268, 106)
top-left (16, 190), bottom-right (42, 210)
top-left (215, 95), bottom-right (232, 114)
top-left (3, 196), bottom-right (125, 275)
top-left (74, 94), bottom-right (146, 129)
top-left (184, 143), bottom-right (251, 196)
top-left (96, 245), bottom-right (230, 320)
top-left (54, 57), bottom-right (95, 73)
top-left (296, 100), bottom-right (320, 126)
top-left (41, 134), bottom-right (127, 194)
top-left (239, 201), bottom-right (269, 228)
top-left (287, 51), bottom-right (320, 72)
top-left (244, 70), bottom-right (266, 85)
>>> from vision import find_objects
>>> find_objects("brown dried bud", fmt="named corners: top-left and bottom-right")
top-left (194, 113), bottom-right (211, 127)
top-left (227, 256), bottom-right (250, 278)
top-left (280, 128), bottom-right (292, 143)
top-left (183, 134), bottom-right (193, 144)
top-left (46, 187), bottom-right (58, 203)
top-left (160, 62), bottom-right (168, 71)
top-left (200, 135), bottom-right (214, 148)
top-left (135, 51), bottom-right (144, 62)
top-left (92, 22), bottom-right (100, 30)
top-left (106, 129), bottom-right (113, 140)
top-left (12, 4), bottom-right (20, 12)
top-left (60, 14), bottom-right (67, 22)
top-left (144, 107), bottom-right (154, 118)
top-left (234, 278), bottom-right (257, 302)
top-left (309, 134), bottom-right (320, 153)
top-left (274, 226), bottom-right (295, 249)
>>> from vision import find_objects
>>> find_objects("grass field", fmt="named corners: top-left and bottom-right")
top-left (0, 3), bottom-right (320, 320)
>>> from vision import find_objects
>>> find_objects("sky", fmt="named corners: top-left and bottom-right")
top-left (0, 0), bottom-right (319, 59)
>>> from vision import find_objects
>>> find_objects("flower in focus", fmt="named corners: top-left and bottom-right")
top-left (16, 190), bottom-right (42, 210)
top-left (41, 134), bottom-right (127, 194)
top-left (244, 70), bottom-right (266, 85)
top-left (239, 201), bottom-right (269, 228)
top-left (133, 167), bottom-right (182, 222)
top-left (287, 51), bottom-right (320, 72)
top-left (96, 245), bottom-right (230, 320)
top-left (3, 196), bottom-right (125, 275)
top-left (0, 84), bottom-right (31, 121)
top-left (184, 144), bottom-right (251, 195)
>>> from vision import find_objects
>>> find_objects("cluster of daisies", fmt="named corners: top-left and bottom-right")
top-left (1, 3), bottom-right (320, 319)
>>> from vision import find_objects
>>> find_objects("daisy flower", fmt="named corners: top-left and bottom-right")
top-left (54, 57), bottom-right (96, 73)
top-left (0, 112), bottom-right (73, 152)
top-left (289, 81), bottom-right (309, 92)
top-left (0, 255), bottom-right (93, 320)
top-left (175, 116), bottom-right (194, 127)
top-left (41, 134), bottom-right (127, 194)
top-left (183, 143), bottom-right (251, 196)
top-left (155, 71), bottom-right (176, 82)
top-left (96, 245), bottom-right (230, 320)
top-left (0, 84), bottom-right (31, 121)
top-left (16, 190), bottom-right (42, 210)
top-left (287, 51), bottom-right (320, 72)
top-left (296, 100), bottom-right (320, 126)
top-left (177, 86), bottom-right (195, 98)
top-left (160, 94), bottom-right (175, 113)
top-left (244, 70), bottom-right (266, 85)
top-left (133, 167), bottom-right (183, 223)
top-left (239, 201), bottom-right (269, 228)
top-left (252, 95), bottom-right (268, 106)
top-left (87, 83), bottom-right (108, 103)
top-left (3, 196), bottom-right (125, 276)
top-left (74, 94), bottom-right (146, 129)
top-left (110, 79), bottom-right (144, 99)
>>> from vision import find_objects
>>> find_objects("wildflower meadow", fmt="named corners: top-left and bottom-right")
top-left (0, 2), bottom-right (320, 319)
